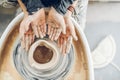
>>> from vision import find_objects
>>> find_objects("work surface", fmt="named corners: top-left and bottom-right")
top-left (85, 2), bottom-right (120, 80)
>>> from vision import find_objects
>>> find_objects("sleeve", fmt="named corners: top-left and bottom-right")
top-left (26, 0), bottom-right (44, 15)
top-left (53, 0), bottom-right (76, 15)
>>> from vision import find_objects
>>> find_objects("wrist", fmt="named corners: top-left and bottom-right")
top-left (64, 10), bottom-right (72, 18)
top-left (67, 6), bottom-right (75, 13)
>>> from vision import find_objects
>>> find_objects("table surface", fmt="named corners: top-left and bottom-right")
top-left (85, 2), bottom-right (120, 80)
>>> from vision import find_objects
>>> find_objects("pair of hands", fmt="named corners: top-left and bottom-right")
top-left (19, 7), bottom-right (78, 54)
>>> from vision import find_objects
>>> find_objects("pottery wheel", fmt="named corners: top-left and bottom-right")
top-left (13, 40), bottom-right (74, 80)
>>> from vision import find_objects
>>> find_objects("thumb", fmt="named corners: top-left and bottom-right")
top-left (62, 24), bottom-right (66, 34)
top-left (19, 23), bottom-right (25, 39)
top-left (24, 20), bottom-right (31, 32)
top-left (60, 18), bottom-right (66, 34)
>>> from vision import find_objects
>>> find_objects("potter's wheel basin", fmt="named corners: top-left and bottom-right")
top-left (0, 13), bottom-right (94, 80)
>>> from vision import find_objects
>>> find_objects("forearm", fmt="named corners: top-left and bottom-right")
top-left (53, 0), bottom-right (77, 15)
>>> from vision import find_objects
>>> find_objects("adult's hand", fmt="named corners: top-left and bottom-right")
top-left (31, 8), bottom-right (46, 38)
top-left (58, 10), bottom-right (78, 55)
top-left (47, 7), bottom-right (66, 41)
top-left (19, 8), bottom-right (46, 51)
top-left (19, 14), bottom-right (34, 51)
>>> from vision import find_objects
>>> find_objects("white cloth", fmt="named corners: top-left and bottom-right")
top-left (92, 35), bottom-right (116, 68)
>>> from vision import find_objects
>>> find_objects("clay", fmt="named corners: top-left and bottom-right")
top-left (33, 46), bottom-right (53, 64)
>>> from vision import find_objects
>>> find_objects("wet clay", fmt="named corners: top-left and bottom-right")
top-left (33, 46), bottom-right (53, 64)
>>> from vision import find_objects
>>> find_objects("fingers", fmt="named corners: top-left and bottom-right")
top-left (54, 28), bottom-right (62, 40)
top-left (40, 25), bottom-right (44, 35)
top-left (43, 23), bottom-right (46, 36)
top-left (40, 24), bottom-right (46, 37)
top-left (57, 36), bottom-right (61, 48)
top-left (21, 35), bottom-right (25, 49)
top-left (25, 34), bottom-right (29, 51)
top-left (32, 23), bottom-right (47, 38)
top-left (59, 36), bottom-right (67, 55)
top-left (66, 18), bottom-right (78, 41)
top-left (24, 17), bottom-right (32, 32)
top-left (58, 35), bottom-right (72, 55)
top-left (47, 25), bottom-right (51, 35)
top-left (32, 34), bottom-right (35, 43)
top-left (21, 34), bottom-right (34, 52)
top-left (19, 23), bottom-right (26, 49)
top-left (65, 36), bottom-right (72, 54)
top-left (60, 37), bottom-right (63, 53)
top-left (69, 24), bottom-right (78, 41)
top-left (48, 22), bottom-right (62, 41)
top-left (49, 27), bottom-right (54, 40)
top-left (32, 25), bottom-right (39, 38)
top-left (62, 38), bottom-right (66, 55)
top-left (38, 26), bottom-right (43, 38)
top-left (51, 28), bottom-right (57, 41)
top-left (29, 35), bottom-right (32, 46)
top-left (19, 21), bottom-right (26, 39)
top-left (19, 27), bottom-right (25, 39)
top-left (51, 27), bottom-right (62, 41)
top-left (20, 27), bottom-right (34, 52)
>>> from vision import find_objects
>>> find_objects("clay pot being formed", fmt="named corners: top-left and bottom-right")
top-left (0, 13), bottom-right (94, 80)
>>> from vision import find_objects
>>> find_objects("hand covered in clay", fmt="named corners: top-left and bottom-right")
top-left (58, 10), bottom-right (78, 54)
top-left (47, 7), bottom-right (66, 41)
top-left (19, 8), bottom-right (46, 51)
top-left (31, 8), bottom-right (46, 38)
top-left (19, 14), bottom-right (34, 51)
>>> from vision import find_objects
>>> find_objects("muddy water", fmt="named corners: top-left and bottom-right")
top-left (33, 46), bottom-right (53, 64)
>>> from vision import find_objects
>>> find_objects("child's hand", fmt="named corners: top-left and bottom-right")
top-left (47, 7), bottom-right (66, 41)
top-left (31, 8), bottom-right (46, 38)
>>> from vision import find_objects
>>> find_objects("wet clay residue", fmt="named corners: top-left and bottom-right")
top-left (33, 46), bottom-right (53, 64)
